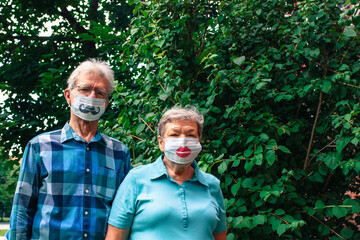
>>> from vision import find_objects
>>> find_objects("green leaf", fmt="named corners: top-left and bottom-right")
top-left (324, 153), bottom-right (339, 170)
top-left (315, 200), bottom-right (325, 209)
top-left (304, 206), bottom-right (316, 216)
top-left (244, 148), bottom-right (253, 158)
top-left (260, 191), bottom-right (271, 201)
top-left (253, 215), bottom-right (266, 225)
top-left (343, 28), bottom-right (357, 37)
top-left (130, 27), bottom-right (139, 35)
top-left (155, 39), bottom-right (165, 48)
top-left (274, 209), bottom-right (285, 215)
top-left (322, 80), bottom-right (331, 93)
top-left (336, 137), bottom-right (351, 153)
top-left (231, 181), bottom-right (241, 196)
top-left (135, 123), bottom-right (146, 135)
top-left (244, 160), bottom-right (255, 174)
top-left (276, 224), bottom-right (288, 236)
top-left (233, 56), bottom-right (245, 66)
top-left (218, 161), bottom-right (228, 175)
top-left (253, 153), bottom-right (263, 165)
top-left (266, 150), bottom-right (276, 166)
top-left (332, 206), bottom-right (348, 218)
top-left (259, 133), bottom-right (269, 142)
top-left (277, 146), bottom-right (291, 154)
top-left (246, 135), bottom-right (256, 144)
top-left (341, 228), bottom-right (354, 238)
top-left (318, 224), bottom-right (330, 236)
top-left (343, 199), bottom-right (360, 213)
top-left (266, 139), bottom-right (277, 149)
top-left (159, 93), bottom-right (169, 101)
top-left (241, 178), bottom-right (253, 189)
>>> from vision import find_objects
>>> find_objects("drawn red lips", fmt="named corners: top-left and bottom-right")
top-left (176, 147), bottom-right (191, 158)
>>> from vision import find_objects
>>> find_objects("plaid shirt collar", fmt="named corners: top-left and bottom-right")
top-left (60, 121), bottom-right (107, 145)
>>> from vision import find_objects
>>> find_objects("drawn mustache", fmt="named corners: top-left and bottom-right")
top-left (79, 104), bottom-right (101, 115)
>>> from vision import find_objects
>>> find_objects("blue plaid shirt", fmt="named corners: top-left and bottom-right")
top-left (6, 122), bottom-right (131, 239)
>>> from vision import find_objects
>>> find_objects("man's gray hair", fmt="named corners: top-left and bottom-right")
top-left (158, 105), bottom-right (204, 137)
top-left (67, 58), bottom-right (115, 94)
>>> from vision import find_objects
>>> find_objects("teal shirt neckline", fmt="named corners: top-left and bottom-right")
top-left (149, 155), bottom-right (209, 187)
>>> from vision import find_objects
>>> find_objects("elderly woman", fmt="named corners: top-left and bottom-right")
top-left (105, 106), bottom-right (227, 240)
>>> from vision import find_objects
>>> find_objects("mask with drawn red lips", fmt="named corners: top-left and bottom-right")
top-left (164, 137), bottom-right (202, 164)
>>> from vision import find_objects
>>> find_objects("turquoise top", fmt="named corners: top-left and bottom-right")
top-left (108, 156), bottom-right (226, 240)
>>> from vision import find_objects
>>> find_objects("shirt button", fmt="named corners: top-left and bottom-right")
top-left (85, 211), bottom-right (88, 215)
top-left (86, 147), bottom-right (90, 151)
top-left (85, 189), bottom-right (89, 194)
top-left (84, 233), bottom-right (88, 238)
top-left (86, 168), bottom-right (90, 172)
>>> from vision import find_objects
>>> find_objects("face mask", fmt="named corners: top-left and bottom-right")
top-left (164, 137), bottom-right (202, 164)
top-left (70, 94), bottom-right (106, 121)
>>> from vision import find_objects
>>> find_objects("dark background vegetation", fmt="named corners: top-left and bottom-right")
top-left (1, 0), bottom-right (360, 239)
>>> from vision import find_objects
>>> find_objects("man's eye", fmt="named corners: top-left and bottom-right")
top-left (79, 88), bottom-right (91, 92)
top-left (97, 92), bottom-right (105, 97)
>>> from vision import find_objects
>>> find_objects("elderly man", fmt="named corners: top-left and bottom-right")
top-left (6, 59), bottom-right (131, 239)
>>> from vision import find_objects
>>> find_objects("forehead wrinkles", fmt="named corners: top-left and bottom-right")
top-left (166, 124), bottom-right (198, 134)
top-left (76, 72), bottom-right (108, 88)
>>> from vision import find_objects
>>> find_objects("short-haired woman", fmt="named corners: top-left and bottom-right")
top-left (105, 106), bottom-right (227, 240)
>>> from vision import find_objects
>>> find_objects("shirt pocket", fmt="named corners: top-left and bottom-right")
top-left (96, 166), bottom-right (117, 200)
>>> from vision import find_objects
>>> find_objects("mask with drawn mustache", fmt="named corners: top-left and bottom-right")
top-left (71, 94), bottom-right (106, 121)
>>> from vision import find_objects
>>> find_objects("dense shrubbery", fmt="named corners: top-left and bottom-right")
top-left (1, 0), bottom-right (360, 238)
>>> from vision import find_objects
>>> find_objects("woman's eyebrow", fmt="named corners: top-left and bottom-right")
top-left (186, 129), bottom-right (197, 134)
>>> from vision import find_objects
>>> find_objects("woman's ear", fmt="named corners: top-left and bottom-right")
top-left (158, 136), bottom-right (165, 152)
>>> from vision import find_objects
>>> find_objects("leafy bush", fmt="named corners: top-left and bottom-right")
top-left (103, 0), bottom-right (360, 239)
top-left (1, 0), bottom-right (360, 238)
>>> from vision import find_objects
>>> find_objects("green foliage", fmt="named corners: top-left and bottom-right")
top-left (1, 0), bottom-right (360, 239)
top-left (0, 150), bottom-right (18, 219)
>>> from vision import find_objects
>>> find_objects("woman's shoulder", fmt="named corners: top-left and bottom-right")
top-left (197, 169), bottom-right (221, 187)
top-left (128, 161), bottom-right (158, 177)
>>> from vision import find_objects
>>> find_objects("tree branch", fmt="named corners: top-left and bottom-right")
top-left (303, 92), bottom-right (322, 170)
top-left (58, 6), bottom-right (97, 57)
top-left (0, 33), bottom-right (81, 42)
top-left (304, 50), bottom-right (328, 170)
top-left (59, 7), bottom-right (88, 35)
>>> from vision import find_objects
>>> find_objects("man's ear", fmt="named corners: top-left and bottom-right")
top-left (64, 89), bottom-right (71, 105)
top-left (158, 136), bottom-right (165, 152)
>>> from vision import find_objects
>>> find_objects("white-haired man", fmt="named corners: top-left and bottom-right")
top-left (6, 59), bottom-right (131, 239)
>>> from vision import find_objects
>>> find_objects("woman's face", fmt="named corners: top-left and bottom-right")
top-left (158, 119), bottom-right (201, 152)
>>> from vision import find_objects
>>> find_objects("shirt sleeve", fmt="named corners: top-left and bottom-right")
top-left (114, 143), bottom-right (132, 191)
top-left (108, 170), bottom-right (137, 229)
top-left (213, 182), bottom-right (227, 234)
top-left (7, 140), bottom-right (42, 239)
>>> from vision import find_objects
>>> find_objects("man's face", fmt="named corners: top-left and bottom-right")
top-left (65, 71), bottom-right (110, 108)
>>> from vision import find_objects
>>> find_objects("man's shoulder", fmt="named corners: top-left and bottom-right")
top-left (100, 133), bottom-right (129, 151)
top-left (29, 128), bottom-right (62, 144)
